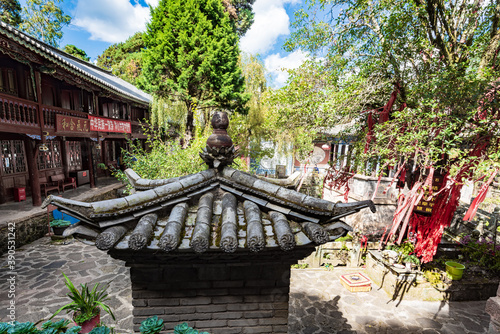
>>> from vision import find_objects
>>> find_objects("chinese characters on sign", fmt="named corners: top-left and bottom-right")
top-left (88, 115), bottom-right (131, 133)
top-left (56, 115), bottom-right (89, 133)
top-left (415, 174), bottom-right (444, 215)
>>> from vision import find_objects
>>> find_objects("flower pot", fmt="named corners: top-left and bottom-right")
top-left (75, 313), bottom-right (100, 333)
top-left (52, 226), bottom-right (68, 236)
top-left (445, 261), bottom-right (465, 280)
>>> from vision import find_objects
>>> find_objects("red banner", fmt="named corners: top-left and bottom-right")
top-left (88, 115), bottom-right (131, 133)
top-left (56, 114), bottom-right (90, 133)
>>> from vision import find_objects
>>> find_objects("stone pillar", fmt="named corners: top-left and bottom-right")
top-left (486, 284), bottom-right (500, 334)
top-left (110, 249), bottom-right (313, 334)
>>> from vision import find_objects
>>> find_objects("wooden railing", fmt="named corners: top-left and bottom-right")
top-left (0, 92), bottom-right (145, 131)
top-left (42, 105), bottom-right (88, 129)
top-left (0, 95), bottom-right (38, 127)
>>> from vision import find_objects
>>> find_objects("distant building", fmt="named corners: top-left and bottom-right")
top-left (0, 22), bottom-right (151, 205)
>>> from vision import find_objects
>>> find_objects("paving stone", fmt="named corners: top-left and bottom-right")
top-left (0, 238), bottom-right (495, 334)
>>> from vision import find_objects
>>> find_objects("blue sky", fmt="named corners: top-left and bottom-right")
top-left (19, 0), bottom-right (308, 87)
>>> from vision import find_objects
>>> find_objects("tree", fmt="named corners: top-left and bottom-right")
top-left (0, 0), bottom-right (22, 27)
top-left (143, 0), bottom-right (248, 146)
top-left (229, 53), bottom-right (268, 156)
top-left (222, 0), bottom-right (256, 36)
top-left (278, 0), bottom-right (500, 262)
top-left (96, 32), bottom-right (146, 86)
top-left (20, 0), bottom-right (71, 47)
top-left (63, 44), bottom-right (90, 61)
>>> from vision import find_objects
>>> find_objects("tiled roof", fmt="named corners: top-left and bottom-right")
top-left (42, 111), bottom-right (377, 254)
top-left (43, 166), bottom-right (375, 254)
top-left (0, 21), bottom-right (151, 105)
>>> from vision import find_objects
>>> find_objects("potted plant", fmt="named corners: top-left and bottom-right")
top-left (50, 219), bottom-right (71, 235)
top-left (402, 254), bottom-right (421, 270)
top-left (50, 273), bottom-right (115, 333)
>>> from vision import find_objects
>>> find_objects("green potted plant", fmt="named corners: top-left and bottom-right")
top-left (402, 254), bottom-right (421, 270)
top-left (50, 219), bottom-right (71, 235)
top-left (50, 273), bottom-right (115, 333)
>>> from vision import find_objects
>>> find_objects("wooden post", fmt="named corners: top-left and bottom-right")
top-left (34, 71), bottom-right (44, 136)
top-left (87, 139), bottom-right (96, 188)
top-left (24, 138), bottom-right (41, 206)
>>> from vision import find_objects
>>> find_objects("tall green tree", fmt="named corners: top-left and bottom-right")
top-left (20, 0), bottom-right (71, 47)
top-left (96, 32), bottom-right (145, 86)
top-left (222, 0), bottom-right (256, 36)
top-left (143, 0), bottom-right (248, 146)
top-left (0, 0), bottom-right (22, 27)
top-left (63, 44), bottom-right (90, 61)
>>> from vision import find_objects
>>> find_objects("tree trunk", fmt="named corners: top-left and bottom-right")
top-left (183, 102), bottom-right (194, 148)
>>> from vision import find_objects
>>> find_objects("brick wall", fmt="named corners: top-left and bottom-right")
top-left (113, 249), bottom-right (314, 334)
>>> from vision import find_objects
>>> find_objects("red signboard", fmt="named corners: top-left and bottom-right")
top-left (88, 115), bottom-right (131, 133)
top-left (56, 114), bottom-right (90, 133)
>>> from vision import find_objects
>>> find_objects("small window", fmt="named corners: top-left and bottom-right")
top-left (0, 140), bottom-right (27, 175)
top-left (67, 141), bottom-right (82, 170)
top-left (37, 141), bottom-right (62, 170)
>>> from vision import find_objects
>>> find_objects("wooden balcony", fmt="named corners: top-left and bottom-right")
top-left (0, 94), bottom-right (39, 129)
top-left (0, 92), bottom-right (144, 135)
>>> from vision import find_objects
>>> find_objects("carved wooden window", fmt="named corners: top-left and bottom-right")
top-left (37, 141), bottom-right (62, 170)
top-left (24, 70), bottom-right (35, 101)
top-left (68, 141), bottom-right (82, 170)
top-left (1, 140), bottom-right (27, 175)
top-left (0, 68), bottom-right (18, 96)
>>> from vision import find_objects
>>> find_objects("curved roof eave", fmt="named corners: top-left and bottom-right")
top-left (0, 22), bottom-right (152, 106)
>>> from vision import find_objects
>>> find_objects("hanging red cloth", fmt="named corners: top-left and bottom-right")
top-left (379, 82), bottom-right (400, 124)
top-left (463, 168), bottom-right (499, 221)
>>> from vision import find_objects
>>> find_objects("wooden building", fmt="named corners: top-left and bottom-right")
top-left (0, 21), bottom-right (151, 206)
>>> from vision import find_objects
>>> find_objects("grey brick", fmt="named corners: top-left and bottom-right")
top-left (196, 304), bottom-right (227, 313)
top-left (163, 306), bottom-right (196, 314)
top-left (132, 299), bottom-right (147, 307)
top-left (272, 325), bottom-right (288, 333)
top-left (180, 313), bottom-right (212, 321)
top-left (180, 296), bottom-right (212, 305)
top-left (198, 266), bottom-right (229, 280)
top-left (245, 280), bottom-right (276, 287)
top-left (147, 298), bottom-right (180, 306)
top-left (205, 328), bottom-right (242, 334)
top-left (212, 312), bottom-right (243, 320)
top-left (213, 280), bottom-right (244, 288)
top-left (244, 295), bottom-right (274, 303)
top-left (242, 326), bottom-right (273, 333)
top-left (229, 288), bottom-right (261, 295)
top-left (158, 314), bottom-right (181, 322)
top-left (133, 307), bottom-right (165, 316)
top-left (228, 319), bottom-right (259, 327)
top-left (195, 320), bottom-right (227, 328)
top-left (212, 296), bottom-right (244, 304)
top-left (244, 310), bottom-right (274, 319)
top-left (227, 303), bottom-right (259, 311)
top-left (259, 317), bottom-right (287, 325)
top-left (197, 288), bottom-right (229, 296)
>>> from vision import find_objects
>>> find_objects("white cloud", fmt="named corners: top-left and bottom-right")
top-left (265, 50), bottom-right (308, 87)
top-left (72, 0), bottom-right (153, 43)
top-left (240, 0), bottom-right (298, 55)
top-left (144, 0), bottom-right (159, 7)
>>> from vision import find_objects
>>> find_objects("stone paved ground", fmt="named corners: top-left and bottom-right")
top-left (0, 237), bottom-right (493, 333)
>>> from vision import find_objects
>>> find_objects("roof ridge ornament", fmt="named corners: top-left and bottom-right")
top-left (200, 111), bottom-right (239, 169)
